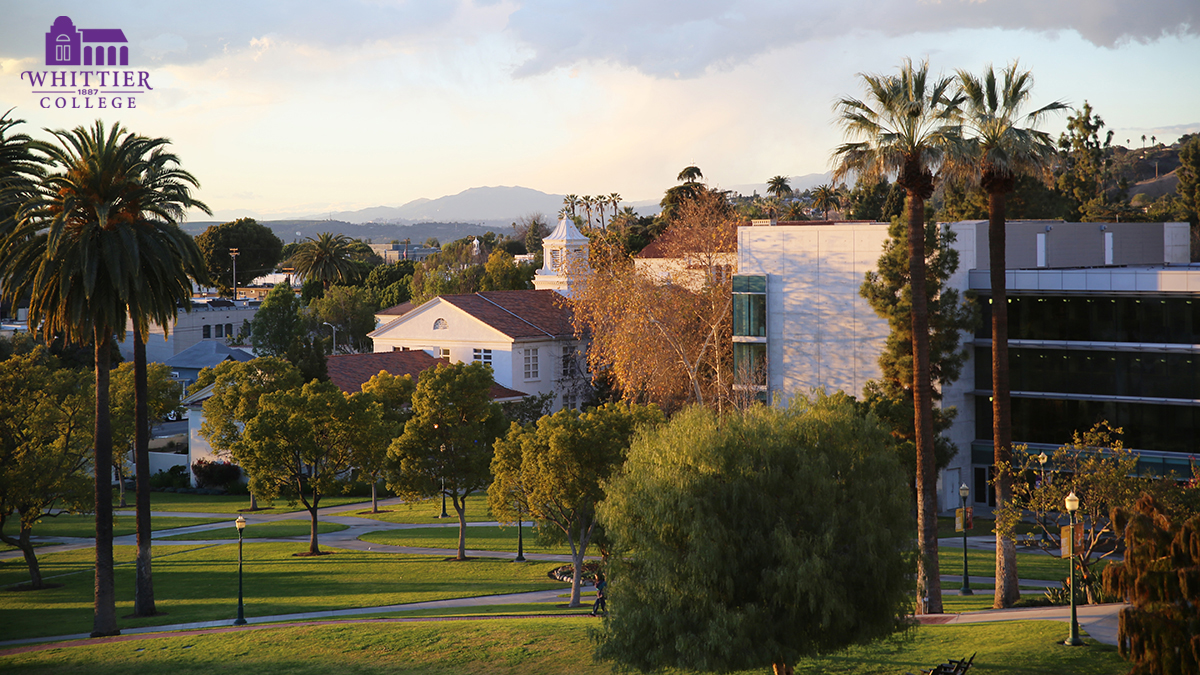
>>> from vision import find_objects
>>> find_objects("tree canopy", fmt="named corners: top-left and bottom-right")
top-left (194, 218), bottom-right (283, 296)
top-left (594, 396), bottom-right (914, 675)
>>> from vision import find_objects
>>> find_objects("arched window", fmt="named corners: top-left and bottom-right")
top-left (107, 46), bottom-right (117, 65)
top-left (433, 318), bottom-right (448, 330)
top-left (95, 46), bottom-right (105, 65)
top-left (119, 46), bottom-right (128, 66)
top-left (84, 46), bottom-right (92, 65)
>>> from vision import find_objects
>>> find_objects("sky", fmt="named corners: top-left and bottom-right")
top-left (1, 0), bottom-right (1198, 222)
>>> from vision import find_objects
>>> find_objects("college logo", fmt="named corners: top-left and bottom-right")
top-left (45, 16), bottom-right (129, 66)
top-left (20, 16), bottom-right (152, 111)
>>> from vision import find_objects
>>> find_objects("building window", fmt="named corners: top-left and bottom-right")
top-left (563, 393), bottom-right (578, 410)
top-left (433, 318), bottom-right (448, 330)
top-left (524, 348), bottom-right (539, 380)
top-left (733, 342), bottom-right (767, 387)
top-left (562, 345), bottom-right (577, 377)
top-left (439, 348), bottom-right (451, 360)
top-left (473, 348), bottom-right (492, 366)
top-left (214, 324), bottom-right (224, 338)
top-left (732, 275), bottom-right (767, 337)
top-left (226, 323), bottom-right (234, 338)
top-left (202, 324), bottom-right (211, 339)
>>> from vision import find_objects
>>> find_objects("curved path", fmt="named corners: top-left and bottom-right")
top-left (1, 497), bottom-right (1125, 651)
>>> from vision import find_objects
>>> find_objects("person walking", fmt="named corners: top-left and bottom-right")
top-left (591, 573), bottom-right (607, 616)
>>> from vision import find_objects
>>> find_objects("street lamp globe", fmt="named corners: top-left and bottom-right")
top-left (1065, 491), bottom-right (1079, 513)
top-left (959, 483), bottom-right (969, 499)
top-left (235, 515), bottom-right (246, 531)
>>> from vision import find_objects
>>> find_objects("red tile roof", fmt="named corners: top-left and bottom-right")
top-left (439, 290), bottom-right (576, 339)
top-left (325, 350), bottom-right (526, 401)
top-left (378, 301), bottom-right (416, 316)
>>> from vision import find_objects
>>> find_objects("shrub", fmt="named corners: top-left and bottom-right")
top-left (149, 465), bottom-right (190, 489)
top-left (191, 458), bottom-right (241, 490)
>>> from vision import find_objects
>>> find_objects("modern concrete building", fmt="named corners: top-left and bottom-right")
top-left (735, 219), bottom-right (1196, 511)
top-left (119, 297), bottom-right (260, 363)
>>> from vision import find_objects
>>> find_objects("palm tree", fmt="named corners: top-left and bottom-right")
top-left (581, 195), bottom-right (596, 229)
top-left (563, 194), bottom-right (579, 218)
top-left (832, 57), bottom-right (961, 616)
top-left (1, 121), bottom-right (197, 636)
top-left (677, 165), bottom-right (703, 183)
top-left (294, 232), bottom-right (359, 288)
top-left (812, 184), bottom-right (843, 219)
top-left (955, 62), bottom-right (1065, 609)
top-left (766, 175), bottom-right (792, 199)
top-left (0, 112), bottom-right (45, 235)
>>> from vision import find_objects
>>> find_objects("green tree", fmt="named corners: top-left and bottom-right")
top-left (293, 232), bottom-right (361, 289)
top-left (0, 112), bottom-right (44, 244)
top-left (480, 249), bottom-right (535, 292)
top-left (2, 120), bottom-right (210, 635)
top-left (1103, 494), bottom-right (1200, 674)
top-left (356, 371), bottom-right (416, 512)
top-left (364, 260), bottom-right (416, 293)
top-left (1177, 136), bottom-right (1200, 258)
top-left (237, 380), bottom-right (379, 554)
top-left (197, 357), bottom-right (305, 510)
top-left (766, 175), bottom-right (792, 199)
top-left (594, 396), bottom-right (914, 675)
top-left (194, 218), bottom-right (283, 296)
top-left (812, 184), bottom-right (842, 219)
top-left (248, 284), bottom-right (304, 358)
top-left (677, 165), bottom-right (703, 183)
top-left (832, 58), bottom-right (960, 615)
top-left (955, 62), bottom-right (1066, 608)
top-left (0, 347), bottom-right (94, 589)
top-left (308, 285), bottom-right (379, 354)
top-left (489, 402), bottom-right (663, 606)
top-left (847, 176), bottom-right (894, 221)
top-left (859, 217), bottom-right (975, 484)
top-left (1055, 101), bottom-right (1115, 221)
top-left (387, 362), bottom-right (506, 560)
top-left (109, 360), bottom-right (183, 510)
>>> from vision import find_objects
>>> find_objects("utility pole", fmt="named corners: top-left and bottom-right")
top-left (229, 248), bottom-right (240, 300)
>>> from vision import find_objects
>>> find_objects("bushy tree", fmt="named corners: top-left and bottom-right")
top-left (594, 396), bottom-right (914, 675)
top-left (1055, 101), bottom-right (1115, 221)
top-left (387, 362), bottom-right (507, 559)
top-left (248, 283), bottom-right (304, 357)
top-left (490, 402), bottom-right (663, 606)
top-left (194, 218), bottom-right (283, 296)
top-left (308, 285), bottom-right (379, 354)
top-left (355, 371), bottom-right (416, 512)
top-left (0, 347), bottom-right (94, 588)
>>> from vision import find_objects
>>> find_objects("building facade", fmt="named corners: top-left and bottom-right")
top-left (736, 219), bottom-right (1195, 511)
top-left (120, 298), bottom-right (260, 363)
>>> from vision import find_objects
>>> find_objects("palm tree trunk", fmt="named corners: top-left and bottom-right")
top-left (133, 328), bottom-right (157, 616)
top-left (988, 187), bottom-right (1020, 608)
top-left (904, 172), bottom-right (942, 615)
top-left (92, 330), bottom-right (120, 636)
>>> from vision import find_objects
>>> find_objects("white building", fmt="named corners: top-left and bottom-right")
top-left (119, 298), bottom-right (259, 363)
top-left (735, 219), bottom-right (1197, 512)
top-left (369, 290), bottom-right (589, 411)
top-left (533, 215), bottom-right (589, 297)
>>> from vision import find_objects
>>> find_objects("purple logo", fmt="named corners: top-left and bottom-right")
top-left (45, 16), bottom-right (129, 67)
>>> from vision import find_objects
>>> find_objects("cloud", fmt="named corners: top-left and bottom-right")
top-left (504, 0), bottom-right (1198, 78)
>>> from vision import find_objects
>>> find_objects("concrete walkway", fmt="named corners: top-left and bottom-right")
top-left (1, 497), bottom-right (1125, 650)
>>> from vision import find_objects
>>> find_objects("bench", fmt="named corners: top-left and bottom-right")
top-left (908, 652), bottom-right (975, 675)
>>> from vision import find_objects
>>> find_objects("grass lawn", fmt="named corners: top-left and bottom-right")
top-left (938, 546), bottom-right (1100, 583)
top-left (350, 494), bottom-right (495, 524)
top-left (157, 521), bottom-right (348, 541)
top-left (117, 491), bottom-right (373, 515)
top-left (0, 543), bottom-right (565, 641)
top-left (0, 618), bottom-right (1126, 674)
top-left (360, 525), bottom-right (572, 554)
top-left (16, 515), bottom-right (225, 540)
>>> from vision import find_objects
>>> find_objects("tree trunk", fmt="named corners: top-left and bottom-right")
top-left (773, 661), bottom-right (794, 675)
top-left (308, 496), bottom-right (321, 555)
top-left (988, 186), bottom-right (1020, 609)
top-left (371, 480), bottom-right (378, 513)
top-left (568, 542), bottom-right (585, 608)
top-left (904, 173), bottom-right (943, 615)
top-left (454, 493), bottom-right (467, 560)
top-left (133, 329), bottom-right (157, 616)
top-left (1, 523), bottom-right (45, 589)
top-left (92, 331), bottom-right (120, 637)
top-left (116, 464), bottom-right (127, 507)
top-left (249, 492), bottom-right (258, 510)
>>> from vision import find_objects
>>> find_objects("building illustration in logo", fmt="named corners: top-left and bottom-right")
top-left (45, 16), bottom-right (129, 67)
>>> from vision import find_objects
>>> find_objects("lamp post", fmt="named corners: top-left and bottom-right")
top-left (229, 248), bottom-right (239, 300)
top-left (1064, 491), bottom-right (1084, 646)
top-left (1038, 452), bottom-right (1049, 545)
top-left (514, 503), bottom-right (527, 563)
top-left (234, 515), bottom-right (247, 626)
top-left (438, 443), bottom-right (449, 518)
top-left (323, 322), bottom-right (337, 354)
top-left (959, 483), bottom-right (973, 595)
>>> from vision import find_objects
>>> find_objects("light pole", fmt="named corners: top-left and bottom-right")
top-left (514, 503), bottom-right (527, 563)
top-left (229, 248), bottom-right (239, 300)
top-left (959, 483), bottom-right (973, 595)
top-left (1038, 452), bottom-right (1049, 545)
top-left (438, 443), bottom-right (449, 518)
top-left (1064, 491), bottom-right (1084, 646)
top-left (234, 515), bottom-right (247, 626)
top-left (323, 322), bottom-right (337, 354)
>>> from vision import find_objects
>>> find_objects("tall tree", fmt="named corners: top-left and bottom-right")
top-left (490, 402), bottom-right (664, 607)
top-left (194, 217), bottom-right (283, 296)
top-left (308, 285), bottom-right (379, 354)
top-left (248, 283), bottom-right (305, 358)
top-left (1055, 101), bottom-right (1114, 221)
top-left (766, 175), bottom-right (792, 199)
top-left (0, 120), bottom-right (197, 635)
top-left (677, 165), bottom-right (703, 183)
top-left (356, 371), bottom-right (416, 513)
top-left (594, 396), bottom-right (914, 675)
top-left (387, 362), bottom-right (506, 560)
top-left (955, 62), bottom-right (1066, 608)
top-left (292, 232), bottom-right (361, 289)
top-left (812, 184), bottom-right (842, 219)
top-left (832, 57), bottom-right (961, 615)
